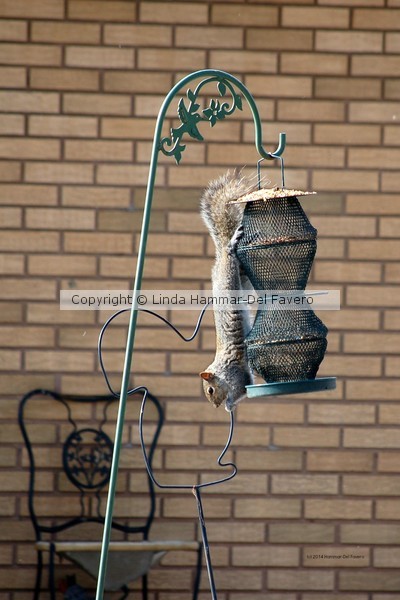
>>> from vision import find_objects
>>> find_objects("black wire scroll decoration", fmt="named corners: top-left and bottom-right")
top-left (98, 305), bottom-right (237, 600)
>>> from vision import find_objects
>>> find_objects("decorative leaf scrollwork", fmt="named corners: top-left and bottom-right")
top-left (159, 77), bottom-right (243, 165)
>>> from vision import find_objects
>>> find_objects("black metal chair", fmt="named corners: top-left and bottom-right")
top-left (19, 388), bottom-right (202, 600)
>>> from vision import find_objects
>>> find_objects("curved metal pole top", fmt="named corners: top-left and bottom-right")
top-left (154, 69), bottom-right (286, 162)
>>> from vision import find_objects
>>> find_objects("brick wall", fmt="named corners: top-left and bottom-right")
top-left (0, 0), bottom-right (399, 597)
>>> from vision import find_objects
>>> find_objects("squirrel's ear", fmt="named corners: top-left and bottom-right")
top-left (199, 371), bottom-right (213, 381)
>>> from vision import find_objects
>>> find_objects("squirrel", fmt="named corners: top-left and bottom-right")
top-left (199, 170), bottom-right (254, 412)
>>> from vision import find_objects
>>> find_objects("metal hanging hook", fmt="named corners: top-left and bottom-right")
top-left (257, 155), bottom-right (286, 190)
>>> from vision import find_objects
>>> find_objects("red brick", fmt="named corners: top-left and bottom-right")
top-left (103, 73), bottom-right (171, 94)
top-left (63, 93), bottom-right (131, 115)
top-left (309, 497), bottom-right (365, 520)
top-left (384, 310), bottom-right (400, 330)
top-left (0, 231), bottom-right (59, 252)
top-left (0, 20), bottom-right (27, 41)
top-left (212, 4), bottom-right (278, 25)
top-left (66, 46), bottom-right (134, 69)
top-left (282, 6), bottom-right (349, 28)
top-left (25, 162), bottom-right (93, 184)
top-left (341, 523), bottom-right (400, 544)
top-left (139, 48), bottom-right (206, 71)
top-left (140, 2), bottom-right (207, 24)
top-left (316, 77), bottom-right (380, 100)
top-left (62, 186), bottom-right (130, 208)
top-left (68, 1), bottom-right (136, 22)
top-left (247, 28), bottom-right (313, 50)
top-left (28, 254), bottom-right (96, 276)
top-left (321, 0), bottom-right (383, 3)
top-left (0, 114), bottom-right (24, 134)
top-left (27, 302), bottom-right (95, 324)
top-left (344, 428), bottom-right (400, 449)
top-left (313, 170), bottom-right (378, 192)
top-left (347, 194), bottom-right (400, 214)
top-left (0, 207), bottom-right (21, 228)
top-left (0, 43), bottom-right (61, 66)
top-left (29, 115), bottom-right (98, 138)
top-left (347, 379), bottom-right (400, 401)
top-left (31, 21), bottom-right (100, 44)
top-left (322, 309), bottom-right (380, 330)
top-left (384, 79), bottom-right (400, 98)
top-left (272, 474), bottom-right (338, 495)
top-left (25, 350), bottom-right (94, 372)
top-left (97, 164), bottom-right (163, 186)
top-left (0, 91), bottom-right (59, 113)
top-left (281, 53), bottom-right (347, 75)
top-left (312, 215), bottom-right (376, 237)
top-left (307, 451), bottom-right (373, 472)
top-left (314, 261), bottom-right (381, 283)
top-left (235, 498), bottom-right (301, 519)
top-left (232, 545), bottom-right (299, 567)
top-left (0, 66), bottom-right (26, 88)
top-left (0, 0), bottom-right (63, 18)
top-left (0, 184), bottom-right (57, 205)
top-left (0, 326), bottom-right (54, 347)
top-left (104, 24), bottom-right (172, 47)
top-left (377, 450), bottom-right (400, 470)
top-left (309, 403), bottom-right (376, 424)
top-left (269, 569), bottom-right (334, 590)
top-left (64, 232), bottom-right (132, 254)
top-left (349, 101), bottom-right (400, 123)
top-left (0, 350), bottom-right (21, 370)
top-left (350, 147), bottom-right (400, 170)
top-left (269, 523), bottom-right (335, 543)
top-left (274, 427), bottom-right (340, 448)
top-left (316, 30), bottom-right (382, 52)
top-left (376, 499), bottom-right (400, 519)
top-left (0, 138), bottom-right (60, 160)
top-left (0, 255), bottom-right (23, 274)
top-left (382, 172), bottom-right (400, 191)
top-left (176, 26), bottom-right (243, 49)
top-left (354, 8), bottom-right (400, 29)
top-left (101, 256), bottom-right (167, 279)
top-left (279, 100), bottom-right (345, 122)
top-left (31, 68), bottom-right (99, 91)
top-left (65, 140), bottom-right (132, 162)
top-left (345, 332), bottom-right (400, 353)
top-left (347, 285), bottom-right (400, 308)
top-left (0, 161), bottom-right (21, 182)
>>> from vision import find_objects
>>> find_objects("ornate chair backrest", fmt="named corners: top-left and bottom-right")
top-left (19, 389), bottom-right (163, 544)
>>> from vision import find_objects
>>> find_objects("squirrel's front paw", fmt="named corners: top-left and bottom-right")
top-left (228, 225), bottom-right (244, 255)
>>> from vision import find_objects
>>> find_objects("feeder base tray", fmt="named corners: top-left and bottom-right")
top-left (246, 377), bottom-right (336, 398)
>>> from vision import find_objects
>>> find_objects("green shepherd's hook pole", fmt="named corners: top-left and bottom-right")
top-left (95, 69), bottom-right (286, 600)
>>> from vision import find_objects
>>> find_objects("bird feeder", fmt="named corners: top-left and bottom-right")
top-left (235, 186), bottom-right (335, 397)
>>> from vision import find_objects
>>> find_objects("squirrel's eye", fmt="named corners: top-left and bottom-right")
top-left (207, 386), bottom-right (214, 395)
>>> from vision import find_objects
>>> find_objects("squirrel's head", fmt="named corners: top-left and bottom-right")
top-left (199, 371), bottom-right (229, 409)
top-left (200, 367), bottom-right (251, 411)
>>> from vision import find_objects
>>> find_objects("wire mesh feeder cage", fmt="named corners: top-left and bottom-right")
top-left (235, 187), bottom-right (336, 398)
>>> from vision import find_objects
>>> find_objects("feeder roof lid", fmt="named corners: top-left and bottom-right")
top-left (231, 187), bottom-right (316, 204)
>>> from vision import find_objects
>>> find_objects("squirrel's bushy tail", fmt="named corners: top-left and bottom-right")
top-left (200, 170), bottom-right (252, 248)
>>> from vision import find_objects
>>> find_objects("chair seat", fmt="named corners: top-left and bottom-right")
top-left (36, 540), bottom-right (200, 592)
top-left (36, 540), bottom-right (200, 552)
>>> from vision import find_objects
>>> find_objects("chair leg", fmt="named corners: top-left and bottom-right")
top-left (119, 585), bottom-right (129, 600)
top-left (49, 543), bottom-right (56, 600)
top-left (142, 573), bottom-right (148, 600)
top-left (193, 544), bottom-right (203, 600)
top-left (34, 549), bottom-right (43, 600)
